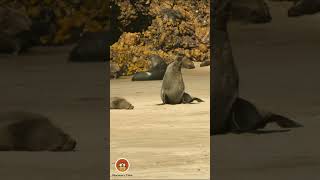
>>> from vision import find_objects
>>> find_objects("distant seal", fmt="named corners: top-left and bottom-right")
top-left (200, 59), bottom-right (210, 67)
top-left (288, 0), bottom-right (320, 17)
top-left (230, 0), bottom-right (272, 24)
top-left (0, 111), bottom-right (76, 151)
top-left (0, 7), bottom-right (33, 55)
top-left (69, 31), bottom-right (113, 62)
top-left (110, 61), bottom-right (121, 79)
top-left (211, 0), bottom-right (302, 135)
top-left (182, 57), bottom-right (195, 69)
top-left (110, 97), bottom-right (134, 109)
top-left (132, 55), bottom-right (168, 81)
top-left (160, 57), bottom-right (204, 104)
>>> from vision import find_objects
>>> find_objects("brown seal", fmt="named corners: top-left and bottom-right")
top-left (288, 0), bottom-right (320, 17)
top-left (160, 56), bottom-right (204, 104)
top-left (132, 55), bottom-right (168, 81)
top-left (230, 0), bottom-right (272, 24)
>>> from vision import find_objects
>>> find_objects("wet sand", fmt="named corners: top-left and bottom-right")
top-left (212, 2), bottom-right (320, 180)
top-left (0, 46), bottom-right (107, 179)
top-left (110, 64), bottom-right (210, 179)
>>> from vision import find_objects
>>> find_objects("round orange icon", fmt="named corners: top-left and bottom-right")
top-left (115, 158), bottom-right (130, 172)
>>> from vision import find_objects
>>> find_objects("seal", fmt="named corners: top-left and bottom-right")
top-left (0, 7), bottom-right (33, 55)
top-left (132, 55), bottom-right (168, 81)
top-left (69, 31), bottom-right (112, 62)
top-left (110, 97), bottom-right (134, 109)
top-left (211, 0), bottom-right (302, 135)
top-left (0, 111), bottom-right (77, 151)
top-left (182, 57), bottom-right (195, 69)
top-left (288, 0), bottom-right (320, 17)
top-left (230, 0), bottom-right (272, 24)
top-left (200, 59), bottom-right (210, 67)
top-left (160, 57), bottom-right (204, 104)
top-left (110, 61), bottom-right (121, 79)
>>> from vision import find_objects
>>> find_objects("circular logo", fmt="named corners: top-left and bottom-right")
top-left (115, 158), bottom-right (130, 173)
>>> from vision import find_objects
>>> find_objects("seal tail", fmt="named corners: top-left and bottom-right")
top-left (182, 93), bottom-right (204, 103)
top-left (265, 114), bottom-right (303, 128)
top-left (192, 97), bottom-right (204, 103)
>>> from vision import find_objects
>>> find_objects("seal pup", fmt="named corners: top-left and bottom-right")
top-left (110, 97), bottom-right (134, 109)
top-left (288, 0), bottom-right (320, 17)
top-left (160, 56), bottom-right (204, 105)
top-left (132, 55), bottom-right (168, 81)
top-left (0, 111), bottom-right (76, 151)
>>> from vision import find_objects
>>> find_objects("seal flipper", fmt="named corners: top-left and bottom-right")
top-left (182, 92), bottom-right (204, 104)
top-left (229, 98), bottom-right (263, 133)
top-left (230, 98), bottom-right (303, 133)
top-left (132, 55), bottom-right (167, 81)
top-left (263, 113), bottom-right (303, 128)
top-left (159, 89), bottom-right (168, 105)
top-left (132, 72), bottom-right (153, 81)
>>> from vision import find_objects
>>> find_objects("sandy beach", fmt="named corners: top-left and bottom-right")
top-left (110, 63), bottom-right (210, 179)
top-left (212, 2), bottom-right (320, 180)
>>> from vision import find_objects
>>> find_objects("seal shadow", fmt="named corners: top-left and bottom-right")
top-left (213, 129), bottom-right (292, 136)
top-left (155, 101), bottom-right (204, 105)
top-left (242, 129), bottom-right (292, 135)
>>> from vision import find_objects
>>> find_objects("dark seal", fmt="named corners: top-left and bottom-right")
top-left (132, 55), bottom-right (168, 81)
top-left (0, 111), bottom-right (76, 151)
top-left (69, 31), bottom-right (112, 62)
top-left (211, 0), bottom-right (302, 135)
top-left (288, 0), bottom-right (320, 17)
top-left (230, 0), bottom-right (272, 24)
top-left (160, 57), bottom-right (204, 104)
top-left (0, 7), bottom-right (34, 55)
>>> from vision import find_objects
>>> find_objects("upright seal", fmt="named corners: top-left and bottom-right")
top-left (160, 56), bottom-right (204, 104)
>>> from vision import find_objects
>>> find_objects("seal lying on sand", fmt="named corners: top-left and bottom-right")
top-left (212, 0), bottom-right (302, 135)
top-left (110, 97), bottom-right (134, 109)
top-left (160, 57), bottom-right (204, 104)
top-left (132, 55), bottom-right (168, 81)
top-left (0, 111), bottom-right (76, 151)
top-left (288, 0), bottom-right (320, 17)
